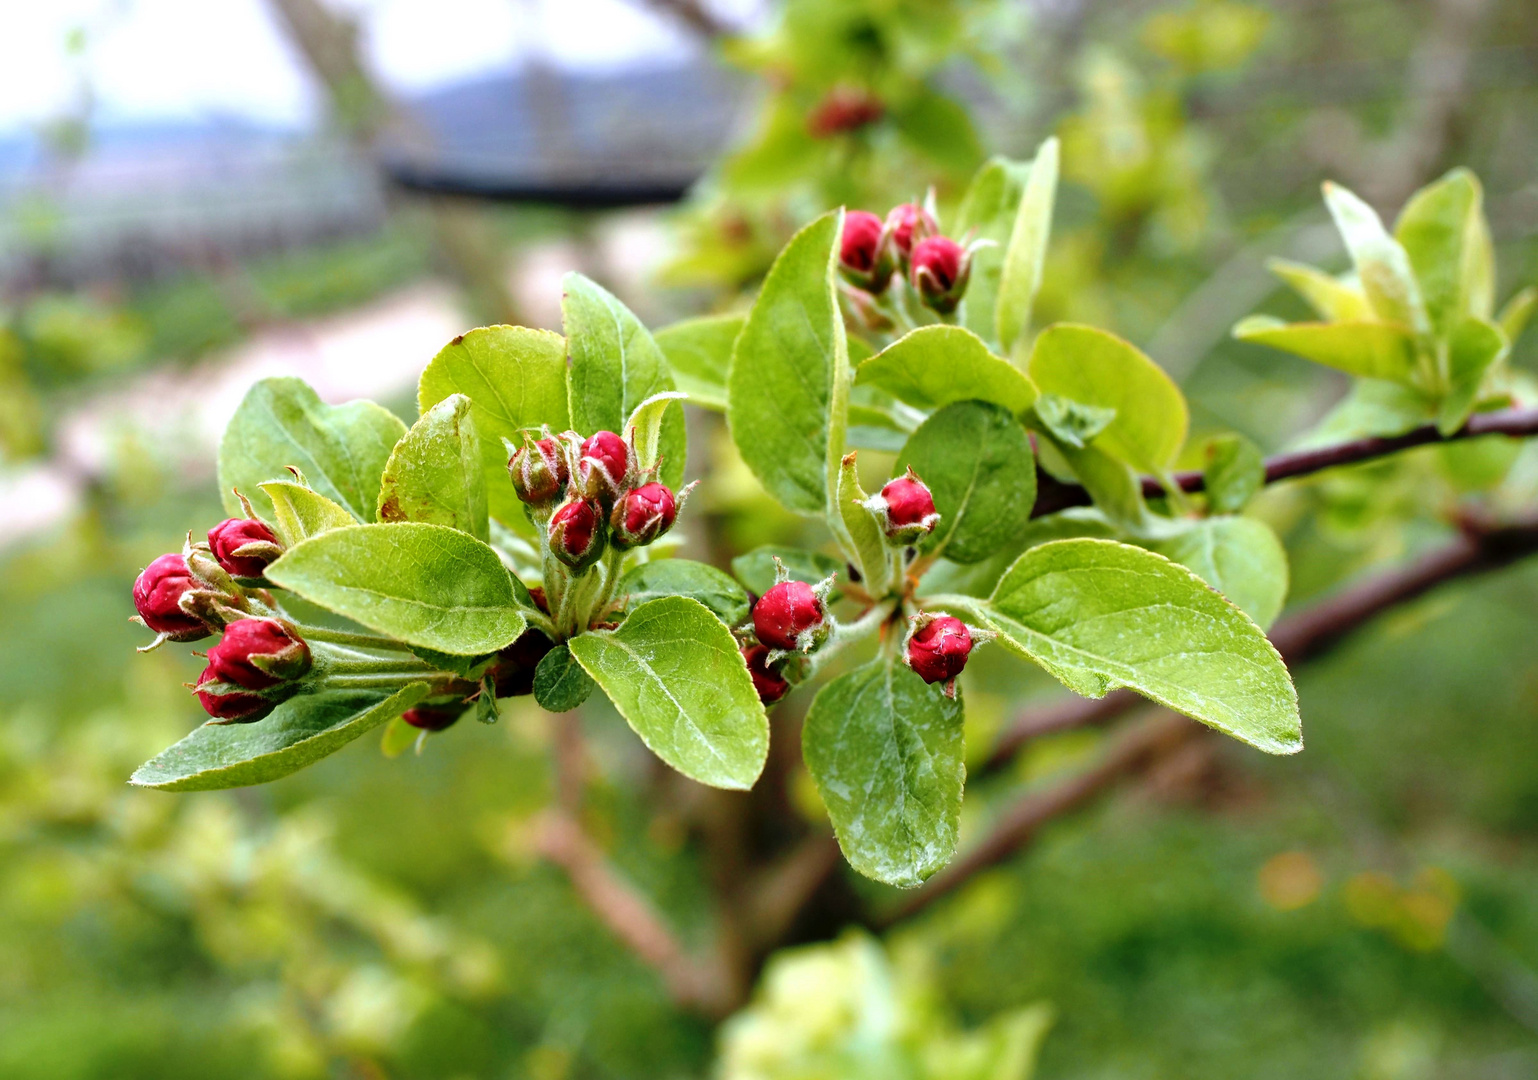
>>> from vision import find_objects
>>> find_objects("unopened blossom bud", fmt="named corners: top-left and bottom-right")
top-left (911, 236), bottom-right (972, 314)
top-left (195, 666), bottom-right (273, 724)
top-left (549, 498), bottom-right (605, 571)
top-left (838, 210), bottom-right (893, 293)
top-left (402, 702), bottom-right (464, 731)
top-left (510, 436), bottom-right (568, 506)
top-left (807, 86), bottom-right (884, 138)
top-left (742, 643), bottom-right (789, 705)
top-left (863, 466), bottom-right (941, 543)
top-left (207, 618), bottom-right (311, 690)
top-left (577, 430), bottom-right (630, 502)
top-left (609, 483), bottom-right (677, 549)
top-left (132, 553), bottom-right (212, 641)
top-left (753, 579), bottom-right (829, 653)
top-left (490, 628), bottom-right (556, 698)
top-left (885, 202), bottom-right (937, 263)
top-left (903, 614), bottom-right (993, 697)
top-left (207, 518), bottom-right (282, 578)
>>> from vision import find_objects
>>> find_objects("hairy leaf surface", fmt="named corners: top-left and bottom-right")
top-left (376, 394), bottom-right (488, 540)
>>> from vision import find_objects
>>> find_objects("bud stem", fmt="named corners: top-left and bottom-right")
top-left (324, 656), bottom-right (436, 676)
top-left (298, 626), bottom-right (417, 652)
top-left (800, 599), bottom-right (897, 681)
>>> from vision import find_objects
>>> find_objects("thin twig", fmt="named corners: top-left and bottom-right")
top-left (634, 0), bottom-right (734, 39)
top-left (1031, 406), bottom-right (1538, 518)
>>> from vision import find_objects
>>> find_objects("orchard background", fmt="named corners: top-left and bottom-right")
top-left (3, 1), bottom-right (1538, 1078)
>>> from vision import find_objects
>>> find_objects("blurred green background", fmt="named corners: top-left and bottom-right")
top-left (2, 0), bottom-right (1538, 1076)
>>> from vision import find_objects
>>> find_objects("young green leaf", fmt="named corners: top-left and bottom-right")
top-left (727, 210), bottom-right (849, 517)
top-left (1233, 317), bottom-right (1419, 384)
top-left (568, 596), bottom-right (769, 790)
top-left (1033, 393), bottom-right (1117, 450)
top-left (1498, 286), bottom-right (1537, 345)
top-left (1437, 316), bottom-right (1510, 435)
top-left (376, 394), bottom-right (489, 541)
top-left (1265, 257), bottom-right (1372, 322)
top-left (626, 391), bottom-right (689, 489)
top-left (219, 377), bottom-right (407, 524)
top-left (835, 453), bottom-right (894, 597)
top-left (615, 559), bottom-right (751, 626)
top-left (259, 480), bottom-right (358, 547)
top-left (266, 523), bottom-right (526, 655)
top-left (802, 657), bottom-right (965, 888)
top-left (955, 155), bottom-right (1032, 345)
top-left (1300, 378), bottom-right (1434, 445)
top-left (856, 326), bottom-right (1037, 416)
top-left (533, 643), bottom-right (596, 713)
top-left (1323, 181), bottom-right (1430, 336)
top-left (1394, 167), bottom-right (1494, 336)
top-left (1042, 436), bottom-right (1148, 531)
top-left (731, 546), bottom-right (844, 600)
top-left (654, 313), bottom-right (744, 411)
top-left (973, 538), bottom-right (1300, 754)
top-left (1028, 324), bottom-right (1187, 474)
top-left (417, 325), bottom-right (570, 529)
top-left (130, 684), bottom-right (430, 791)
top-left (997, 136), bottom-right (1059, 362)
top-left (1150, 516), bottom-right (1289, 629)
top-left (896, 401), bottom-right (1036, 564)
top-left (1202, 433), bottom-right (1265, 515)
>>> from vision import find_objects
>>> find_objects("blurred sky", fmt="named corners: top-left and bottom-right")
top-left (0, 0), bottom-right (762, 133)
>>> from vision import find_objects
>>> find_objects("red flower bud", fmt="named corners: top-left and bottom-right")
top-left (490, 628), bottom-right (556, 697)
top-left (904, 615), bottom-right (972, 688)
top-left (752, 580), bottom-right (827, 653)
top-left (609, 483), bottom-right (677, 549)
top-left (549, 498), bottom-right (605, 570)
top-left (402, 703), bottom-right (464, 731)
top-left (577, 430), bottom-right (630, 502)
top-left (132, 553), bottom-right (211, 640)
top-left (195, 665), bottom-right (272, 723)
top-left (510, 436), bottom-right (568, 506)
top-left (865, 466), bottom-right (940, 543)
top-left (742, 643), bottom-right (789, 705)
top-left (885, 203), bottom-right (937, 261)
top-left (807, 87), bottom-right (885, 138)
top-left (839, 210), bottom-right (893, 293)
top-left (207, 518), bottom-right (282, 578)
top-left (911, 236), bottom-right (974, 315)
top-left (207, 618), bottom-right (311, 690)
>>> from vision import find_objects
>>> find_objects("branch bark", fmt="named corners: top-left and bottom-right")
top-left (634, 0), bottom-right (734, 39)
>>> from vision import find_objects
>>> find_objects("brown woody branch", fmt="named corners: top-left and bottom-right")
top-left (895, 511), bottom-right (1538, 923)
top-left (634, 0), bottom-right (734, 39)
top-left (1031, 406), bottom-right (1538, 518)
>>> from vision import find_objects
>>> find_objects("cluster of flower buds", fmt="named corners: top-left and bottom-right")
top-left (837, 199), bottom-right (986, 315)
top-left (132, 514), bottom-right (285, 646)
top-left (735, 559), bottom-right (838, 705)
top-left (192, 617), bottom-right (312, 723)
top-left (508, 426), bottom-right (691, 574)
top-left (901, 613), bottom-right (994, 698)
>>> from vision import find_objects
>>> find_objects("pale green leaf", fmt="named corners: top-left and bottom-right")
top-left (997, 136), bottom-right (1059, 362)
top-left (219, 377), bottom-right (406, 524)
top-left (626, 391), bottom-right (689, 489)
top-left (1234, 317), bottom-right (1419, 383)
top-left (1032, 393), bottom-right (1116, 450)
top-left (654, 313), bottom-right (744, 411)
top-left (266, 523), bottom-right (526, 655)
top-left (1299, 378), bottom-right (1434, 446)
top-left (569, 597), bottom-right (769, 790)
top-left (956, 155), bottom-right (1032, 345)
top-left (835, 453), bottom-right (894, 597)
top-left (130, 684), bottom-right (430, 791)
top-left (802, 657), bottom-right (965, 888)
top-left (727, 211), bottom-right (849, 516)
top-left (1150, 516), bottom-right (1289, 628)
top-left (1266, 257), bottom-right (1371, 321)
top-left (1394, 167), bottom-right (1494, 335)
top-left (259, 480), bottom-right (357, 547)
top-left (1437, 315), bottom-right (1510, 435)
top-left (1497, 287), bottom-right (1536, 346)
top-left (1202, 433), bottom-right (1265, 515)
top-left (897, 401), bottom-right (1036, 564)
top-left (615, 559), bottom-right (751, 626)
top-left (376, 394), bottom-right (488, 541)
top-left (856, 326), bottom-right (1037, 416)
top-left (1323, 181), bottom-right (1430, 335)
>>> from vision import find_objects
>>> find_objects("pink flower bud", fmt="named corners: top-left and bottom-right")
top-left (753, 580), bottom-right (827, 653)
top-left (402, 703), bottom-right (464, 731)
top-left (807, 87), bottom-right (884, 138)
top-left (839, 210), bottom-right (893, 293)
top-left (510, 436), bottom-right (568, 506)
top-left (195, 665), bottom-right (273, 723)
top-left (549, 498), bottom-right (605, 570)
top-left (133, 553), bottom-right (211, 640)
top-left (885, 202), bottom-right (937, 262)
top-left (207, 518), bottom-right (282, 578)
top-left (609, 483), bottom-right (677, 550)
top-left (207, 618), bottom-right (311, 690)
top-left (742, 643), bottom-right (789, 705)
top-left (904, 615), bottom-right (972, 691)
top-left (577, 430), bottom-right (630, 502)
top-left (864, 466), bottom-right (941, 543)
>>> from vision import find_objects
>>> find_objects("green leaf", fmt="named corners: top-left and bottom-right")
top-left (897, 401), bottom-right (1036, 564)
top-left (1044, 437), bottom-right (1148, 531)
top-left (1323, 181), bottom-right (1430, 335)
top-left (1266, 257), bottom-right (1372, 322)
top-left (1394, 167), bottom-right (1494, 336)
top-left (625, 391), bottom-right (689, 490)
top-left (1300, 378), bottom-right (1434, 446)
top-left (417, 325), bottom-right (570, 529)
top-left (890, 88), bottom-right (983, 172)
top-left (655, 313), bottom-right (744, 411)
top-left (977, 538), bottom-right (1300, 754)
top-left (376, 394), bottom-right (488, 541)
top-left (856, 326), bottom-right (1037, 416)
top-left (1498, 287), bottom-right (1537, 345)
top-left (533, 643), bottom-right (596, 712)
top-left (802, 657), bottom-right (965, 888)
top-left (1027, 325), bottom-right (1187, 473)
top-left (259, 480), bottom-right (357, 546)
top-left (569, 597), bottom-right (769, 790)
top-left (1202, 433), bottom-right (1265, 515)
top-left (1149, 517), bottom-right (1289, 629)
top-left (1234, 317), bottom-right (1419, 383)
top-left (219, 377), bottom-right (407, 524)
top-left (266, 523), bottom-right (526, 655)
top-left (727, 210), bottom-right (849, 516)
top-left (615, 559), bottom-right (751, 626)
top-left (130, 684), bottom-right (430, 791)
top-left (1437, 316), bottom-right (1510, 435)
top-left (997, 136), bottom-right (1059, 362)
top-left (835, 453), bottom-right (894, 597)
top-left (956, 155), bottom-right (1032, 345)
top-left (731, 546), bottom-right (844, 601)
top-left (1032, 393), bottom-right (1116, 450)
